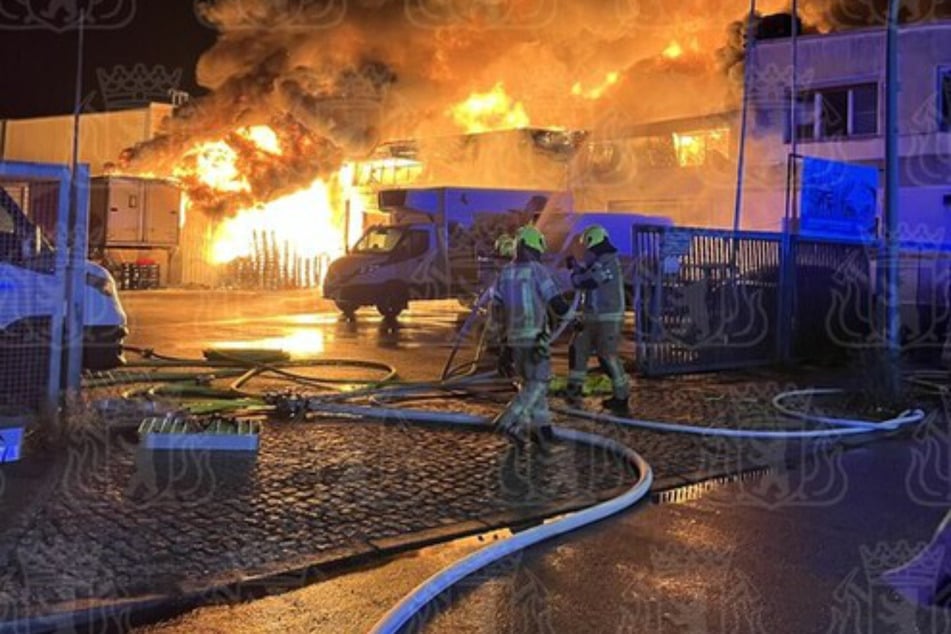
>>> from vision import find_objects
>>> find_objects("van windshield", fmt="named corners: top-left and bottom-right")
top-left (352, 226), bottom-right (405, 254)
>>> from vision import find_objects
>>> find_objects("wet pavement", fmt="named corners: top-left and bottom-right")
top-left (421, 432), bottom-right (951, 634)
top-left (140, 419), bottom-right (951, 634)
top-left (0, 289), bottom-right (939, 629)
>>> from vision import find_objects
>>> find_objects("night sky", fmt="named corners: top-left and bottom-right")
top-left (0, 1), bottom-right (216, 118)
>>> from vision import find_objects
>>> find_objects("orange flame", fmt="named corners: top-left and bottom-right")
top-left (448, 82), bottom-right (531, 133)
top-left (171, 125), bottom-right (353, 280)
top-left (174, 140), bottom-right (249, 192)
top-left (571, 71), bottom-right (620, 100)
top-left (237, 125), bottom-right (281, 154)
top-left (662, 40), bottom-right (684, 60)
top-left (208, 179), bottom-right (343, 264)
top-left (672, 128), bottom-right (729, 167)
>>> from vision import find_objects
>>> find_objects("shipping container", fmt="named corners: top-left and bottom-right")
top-left (89, 176), bottom-right (181, 248)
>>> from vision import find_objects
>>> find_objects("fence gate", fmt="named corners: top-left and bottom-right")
top-left (0, 161), bottom-right (88, 417)
top-left (633, 226), bottom-right (782, 376)
top-left (787, 236), bottom-right (877, 362)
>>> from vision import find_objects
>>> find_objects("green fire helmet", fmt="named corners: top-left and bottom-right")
top-left (582, 224), bottom-right (609, 248)
top-left (515, 225), bottom-right (547, 253)
top-left (494, 234), bottom-right (516, 258)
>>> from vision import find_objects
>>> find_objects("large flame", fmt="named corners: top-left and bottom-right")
top-left (175, 140), bottom-right (249, 193)
top-left (209, 178), bottom-right (342, 264)
top-left (170, 125), bottom-right (353, 281)
top-left (448, 82), bottom-right (531, 134)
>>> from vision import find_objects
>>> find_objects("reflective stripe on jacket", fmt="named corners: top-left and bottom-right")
top-left (491, 260), bottom-right (562, 346)
top-left (571, 248), bottom-right (625, 322)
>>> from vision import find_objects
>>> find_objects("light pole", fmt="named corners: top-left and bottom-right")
top-left (732, 0), bottom-right (757, 235)
top-left (883, 0), bottom-right (901, 397)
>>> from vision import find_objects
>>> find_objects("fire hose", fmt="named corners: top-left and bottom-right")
top-left (97, 323), bottom-right (932, 631)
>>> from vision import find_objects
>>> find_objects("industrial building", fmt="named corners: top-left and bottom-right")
top-left (2, 20), bottom-right (948, 290)
top-left (571, 20), bottom-right (951, 237)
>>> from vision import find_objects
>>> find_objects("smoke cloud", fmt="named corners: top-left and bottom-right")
top-left (120, 0), bottom-right (950, 216)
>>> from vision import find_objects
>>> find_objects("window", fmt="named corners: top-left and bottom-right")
top-left (852, 84), bottom-right (878, 135)
top-left (352, 226), bottom-right (404, 253)
top-left (793, 91), bottom-right (816, 141)
top-left (940, 67), bottom-right (951, 132)
top-left (400, 230), bottom-right (429, 259)
top-left (787, 83), bottom-right (878, 142)
top-left (0, 205), bottom-right (19, 263)
top-left (671, 128), bottom-right (730, 167)
top-left (820, 88), bottom-right (849, 137)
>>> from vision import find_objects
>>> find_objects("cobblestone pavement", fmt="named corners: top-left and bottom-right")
top-left (0, 291), bottom-right (938, 623)
top-left (0, 413), bottom-right (636, 621)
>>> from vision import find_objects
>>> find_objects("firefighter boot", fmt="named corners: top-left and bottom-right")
top-left (602, 396), bottom-right (630, 414)
top-left (491, 411), bottom-right (528, 449)
top-left (564, 383), bottom-right (583, 408)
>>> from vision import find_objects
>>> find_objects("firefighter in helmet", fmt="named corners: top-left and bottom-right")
top-left (566, 224), bottom-right (630, 413)
top-left (494, 233), bottom-right (516, 260)
top-left (490, 225), bottom-right (572, 446)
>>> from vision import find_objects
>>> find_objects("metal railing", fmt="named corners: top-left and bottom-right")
top-left (632, 225), bottom-right (880, 375)
top-left (0, 161), bottom-right (88, 417)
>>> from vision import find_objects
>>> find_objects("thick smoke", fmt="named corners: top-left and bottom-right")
top-left (121, 0), bottom-right (950, 216)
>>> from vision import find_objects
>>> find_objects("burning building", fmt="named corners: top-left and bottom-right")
top-left (4, 2), bottom-right (951, 289)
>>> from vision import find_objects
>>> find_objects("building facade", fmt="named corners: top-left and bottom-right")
top-left (572, 20), bottom-right (951, 237)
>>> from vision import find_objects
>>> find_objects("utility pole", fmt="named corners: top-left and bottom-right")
top-left (64, 9), bottom-right (87, 400)
top-left (732, 0), bottom-right (758, 235)
top-left (883, 0), bottom-right (902, 397)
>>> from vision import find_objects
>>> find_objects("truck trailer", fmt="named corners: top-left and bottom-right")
top-left (323, 186), bottom-right (672, 318)
top-left (323, 187), bottom-right (558, 318)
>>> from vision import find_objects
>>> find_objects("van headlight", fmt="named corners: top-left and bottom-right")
top-left (357, 264), bottom-right (380, 275)
top-left (86, 273), bottom-right (116, 297)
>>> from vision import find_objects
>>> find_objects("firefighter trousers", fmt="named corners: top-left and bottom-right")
top-left (494, 344), bottom-right (552, 433)
top-left (568, 319), bottom-right (629, 400)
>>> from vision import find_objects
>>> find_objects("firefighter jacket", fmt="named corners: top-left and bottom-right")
top-left (571, 242), bottom-right (625, 323)
top-left (491, 259), bottom-right (563, 348)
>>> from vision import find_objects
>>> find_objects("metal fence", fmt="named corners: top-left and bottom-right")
top-left (633, 226), bottom-right (782, 375)
top-left (632, 225), bottom-right (882, 376)
top-left (0, 161), bottom-right (88, 416)
top-left (884, 242), bottom-right (951, 362)
top-left (787, 237), bottom-right (877, 362)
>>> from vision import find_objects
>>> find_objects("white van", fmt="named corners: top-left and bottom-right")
top-left (0, 187), bottom-right (127, 371)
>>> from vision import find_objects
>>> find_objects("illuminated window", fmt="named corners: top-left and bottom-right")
top-left (672, 129), bottom-right (730, 167)
top-left (787, 83), bottom-right (878, 142)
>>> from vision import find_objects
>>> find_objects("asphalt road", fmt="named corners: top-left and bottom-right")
top-left (122, 289), bottom-right (473, 382)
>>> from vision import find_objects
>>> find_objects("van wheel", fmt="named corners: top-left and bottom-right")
top-left (377, 304), bottom-right (403, 319)
top-left (334, 300), bottom-right (359, 318)
top-left (377, 284), bottom-right (407, 319)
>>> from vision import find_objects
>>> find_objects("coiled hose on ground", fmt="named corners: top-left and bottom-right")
top-left (96, 321), bottom-right (932, 633)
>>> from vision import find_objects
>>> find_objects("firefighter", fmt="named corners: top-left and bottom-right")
top-left (490, 225), bottom-right (572, 447)
top-left (482, 233), bottom-right (517, 356)
top-left (494, 233), bottom-right (516, 260)
top-left (566, 224), bottom-right (630, 413)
